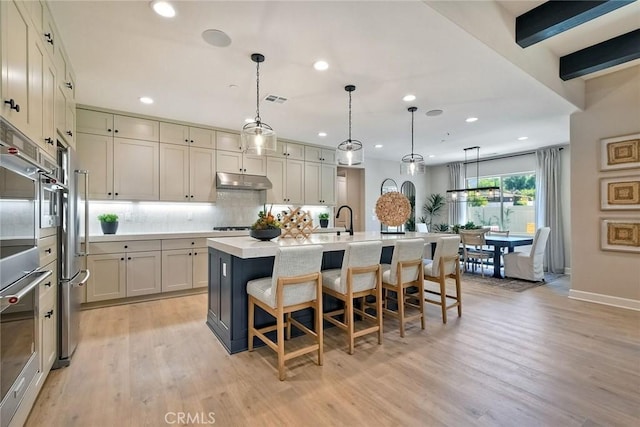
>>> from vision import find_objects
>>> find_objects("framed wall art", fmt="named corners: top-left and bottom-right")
top-left (600, 219), bottom-right (640, 253)
top-left (600, 175), bottom-right (640, 210)
top-left (600, 133), bottom-right (640, 171)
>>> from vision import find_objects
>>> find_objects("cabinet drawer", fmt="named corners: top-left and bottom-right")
top-left (161, 238), bottom-right (207, 250)
top-left (39, 235), bottom-right (57, 266)
top-left (39, 260), bottom-right (57, 302)
top-left (88, 240), bottom-right (161, 254)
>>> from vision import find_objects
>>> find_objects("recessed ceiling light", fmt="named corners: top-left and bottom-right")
top-left (139, 96), bottom-right (154, 104)
top-left (402, 94), bottom-right (416, 102)
top-left (202, 29), bottom-right (232, 48)
top-left (318, 132), bottom-right (327, 137)
top-left (313, 60), bottom-right (329, 71)
top-left (244, 118), bottom-right (253, 123)
top-left (465, 117), bottom-right (478, 123)
top-left (428, 154), bottom-right (435, 158)
top-left (518, 136), bottom-right (528, 140)
top-left (426, 109), bottom-right (443, 117)
top-left (150, 1), bottom-right (175, 18)
top-left (374, 144), bottom-right (383, 148)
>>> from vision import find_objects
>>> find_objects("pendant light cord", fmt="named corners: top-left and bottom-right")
top-left (255, 61), bottom-right (261, 123)
top-left (410, 108), bottom-right (415, 159)
top-left (347, 90), bottom-right (352, 142)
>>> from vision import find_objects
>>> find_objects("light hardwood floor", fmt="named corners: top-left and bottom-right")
top-left (26, 277), bottom-right (640, 426)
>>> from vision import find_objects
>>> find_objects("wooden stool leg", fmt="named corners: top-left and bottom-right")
top-left (398, 287), bottom-right (406, 338)
top-left (419, 280), bottom-right (425, 330)
top-left (286, 312), bottom-right (292, 340)
top-left (347, 293), bottom-right (354, 355)
top-left (376, 285), bottom-right (383, 344)
top-left (277, 310), bottom-right (285, 381)
top-left (456, 271), bottom-right (462, 317)
top-left (440, 279), bottom-right (447, 324)
top-left (316, 295), bottom-right (323, 366)
top-left (248, 297), bottom-right (255, 352)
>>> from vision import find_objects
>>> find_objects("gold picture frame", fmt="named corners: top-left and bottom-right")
top-left (600, 133), bottom-right (640, 171)
top-left (600, 219), bottom-right (640, 253)
top-left (600, 175), bottom-right (640, 210)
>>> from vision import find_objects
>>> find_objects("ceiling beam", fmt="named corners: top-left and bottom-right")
top-left (516, 0), bottom-right (636, 48)
top-left (559, 29), bottom-right (640, 80)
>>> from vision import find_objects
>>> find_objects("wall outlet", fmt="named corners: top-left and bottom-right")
top-left (187, 211), bottom-right (193, 221)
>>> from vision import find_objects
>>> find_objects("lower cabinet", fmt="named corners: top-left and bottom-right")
top-left (161, 238), bottom-right (208, 292)
top-left (39, 259), bottom-right (57, 377)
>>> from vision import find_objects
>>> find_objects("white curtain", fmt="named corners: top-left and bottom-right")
top-left (535, 148), bottom-right (565, 274)
top-left (448, 162), bottom-right (466, 226)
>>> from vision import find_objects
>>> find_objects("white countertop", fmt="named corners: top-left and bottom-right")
top-left (207, 231), bottom-right (445, 259)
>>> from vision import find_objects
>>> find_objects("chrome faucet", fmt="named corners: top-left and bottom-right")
top-left (336, 205), bottom-right (354, 236)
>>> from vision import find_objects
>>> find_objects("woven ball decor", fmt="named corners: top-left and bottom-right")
top-left (375, 191), bottom-right (411, 226)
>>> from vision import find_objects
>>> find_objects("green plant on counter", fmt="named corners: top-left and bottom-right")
top-left (318, 213), bottom-right (330, 220)
top-left (97, 213), bottom-right (118, 223)
top-left (252, 205), bottom-right (281, 230)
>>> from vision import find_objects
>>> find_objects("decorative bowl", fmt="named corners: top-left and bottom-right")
top-left (250, 228), bottom-right (281, 241)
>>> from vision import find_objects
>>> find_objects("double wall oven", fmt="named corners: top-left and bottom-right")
top-left (0, 119), bottom-right (53, 427)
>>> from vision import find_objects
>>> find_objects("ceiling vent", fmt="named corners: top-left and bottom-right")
top-left (264, 94), bottom-right (287, 104)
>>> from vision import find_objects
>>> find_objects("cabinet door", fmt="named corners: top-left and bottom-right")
top-left (285, 142), bottom-right (305, 160)
top-left (286, 159), bottom-right (305, 205)
top-left (64, 98), bottom-right (75, 148)
top-left (189, 127), bottom-right (215, 149)
top-left (266, 156), bottom-right (286, 204)
top-left (304, 161), bottom-right (322, 204)
top-left (192, 248), bottom-right (208, 289)
top-left (113, 115), bottom-right (159, 141)
top-left (27, 30), bottom-right (44, 145)
top-left (216, 131), bottom-right (242, 152)
top-left (127, 251), bottom-right (161, 297)
top-left (77, 133), bottom-right (114, 199)
top-left (208, 251), bottom-right (220, 324)
top-left (41, 4), bottom-right (55, 59)
top-left (243, 154), bottom-right (266, 175)
top-left (321, 149), bottom-right (336, 164)
top-left (113, 138), bottom-right (159, 200)
top-left (304, 146), bottom-right (322, 162)
top-left (159, 143), bottom-right (189, 201)
top-left (77, 109), bottom-right (113, 136)
top-left (216, 150), bottom-right (243, 174)
top-left (321, 163), bottom-right (337, 205)
top-left (1, 0), bottom-right (30, 131)
top-left (161, 249), bottom-right (192, 292)
top-left (87, 254), bottom-right (126, 302)
top-left (54, 83), bottom-right (67, 143)
top-left (190, 147), bottom-right (216, 202)
top-left (159, 122), bottom-right (189, 146)
top-left (40, 287), bottom-right (57, 374)
top-left (41, 53), bottom-right (56, 158)
top-left (266, 139), bottom-right (286, 158)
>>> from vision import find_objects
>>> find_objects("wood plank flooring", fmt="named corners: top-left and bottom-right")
top-left (26, 277), bottom-right (640, 426)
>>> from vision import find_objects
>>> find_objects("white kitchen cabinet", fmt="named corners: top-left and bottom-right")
top-left (53, 43), bottom-right (75, 148)
top-left (266, 157), bottom-right (304, 205)
top-left (113, 137), bottom-right (159, 200)
top-left (268, 140), bottom-right (305, 160)
top-left (39, 260), bottom-right (57, 375)
top-left (304, 146), bottom-right (336, 164)
top-left (41, 49), bottom-right (56, 158)
top-left (87, 253), bottom-right (126, 302)
top-left (26, 28), bottom-right (44, 146)
top-left (161, 239), bottom-right (208, 292)
top-left (160, 122), bottom-right (216, 149)
top-left (216, 150), bottom-right (266, 175)
top-left (216, 131), bottom-right (242, 152)
top-left (77, 109), bottom-right (113, 136)
top-left (127, 251), bottom-right (162, 297)
top-left (160, 144), bottom-right (216, 202)
top-left (76, 133), bottom-right (114, 199)
top-left (77, 109), bottom-right (159, 141)
top-left (304, 162), bottom-right (337, 205)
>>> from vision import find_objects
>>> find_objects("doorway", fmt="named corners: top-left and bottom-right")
top-left (336, 167), bottom-right (365, 232)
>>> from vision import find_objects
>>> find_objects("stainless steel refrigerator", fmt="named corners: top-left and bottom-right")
top-left (55, 146), bottom-right (90, 368)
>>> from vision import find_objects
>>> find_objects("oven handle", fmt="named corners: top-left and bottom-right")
top-left (0, 270), bottom-right (52, 308)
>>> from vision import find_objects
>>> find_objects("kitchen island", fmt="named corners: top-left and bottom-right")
top-left (206, 231), bottom-right (442, 354)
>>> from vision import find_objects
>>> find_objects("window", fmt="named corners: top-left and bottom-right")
top-left (466, 172), bottom-right (536, 235)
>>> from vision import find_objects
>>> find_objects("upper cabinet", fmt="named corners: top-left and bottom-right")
top-left (268, 140), bottom-right (305, 160)
top-left (216, 131), bottom-right (242, 152)
top-left (160, 122), bottom-right (216, 149)
top-left (216, 151), bottom-right (266, 176)
top-left (304, 146), bottom-right (336, 164)
top-left (77, 109), bottom-right (159, 141)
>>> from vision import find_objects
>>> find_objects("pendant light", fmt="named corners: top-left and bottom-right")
top-left (336, 85), bottom-right (364, 166)
top-left (241, 53), bottom-right (276, 155)
top-left (400, 107), bottom-right (425, 175)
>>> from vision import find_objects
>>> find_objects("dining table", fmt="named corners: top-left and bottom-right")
top-left (484, 235), bottom-right (534, 278)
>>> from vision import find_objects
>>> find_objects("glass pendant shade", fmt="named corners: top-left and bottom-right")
top-left (336, 85), bottom-right (364, 166)
top-left (241, 53), bottom-right (276, 155)
top-left (400, 107), bottom-right (425, 175)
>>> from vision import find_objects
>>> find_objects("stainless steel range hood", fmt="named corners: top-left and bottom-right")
top-left (216, 172), bottom-right (272, 190)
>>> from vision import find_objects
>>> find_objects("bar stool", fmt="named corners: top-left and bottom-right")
top-left (246, 245), bottom-right (323, 381)
top-left (321, 241), bottom-right (383, 354)
top-left (381, 238), bottom-right (426, 337)
top-left (423, 236), bottom-right (462, 324)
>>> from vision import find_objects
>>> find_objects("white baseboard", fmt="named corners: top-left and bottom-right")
top-left (568, 290), bottom-right (640, 311)
top-left (563, 267), bottom-right (571, 275)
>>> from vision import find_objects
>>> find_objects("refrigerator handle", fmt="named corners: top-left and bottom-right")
top-left (76, 169), bottom-right (90, 271)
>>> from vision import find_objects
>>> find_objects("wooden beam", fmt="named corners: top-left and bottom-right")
top-left (516, 0), bottom-right (636, 48)
top-left (560, 29), bottom-right (640, 80)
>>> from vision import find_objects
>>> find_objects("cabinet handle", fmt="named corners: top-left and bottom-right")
top-left (108, 192), bottom-right (112, 196)
top-left (121, 257), bottom-right (125, 261)
top-left (190, 195), bottom-right (194, 198)
top-left (185, 139), bottom-right (189, 142)
top-left (190, 140), bottom-right (194, 143)
top-left (124, 245), bottom-right (128, 248)
top-left (45, 137), bottom-right (54, 145)
top-left (188, 253), bottom-right (192, 256)
top-left (44, 281), bottom-right (52, 288)
top-left (65, 82), bottom-right (74, 90)
top-left (114, 129), bottom-right (119, 133)
top-left (66, 130), bottom-right (73, 137)
top-left (194, 252), bottom-right (198, 256)
top-left (107, 128), bottom-right (112, 132)
top-left (44, 32), bottom-right (54, 45)
top-left (191, 242), bottom-right (195, 245)
top-left (128, 257), bottom-right (131, 260)
top-left (243, 169), bottom-right (247, 172)
top-left (4, 99), bottom-right (20, 112)
top-left (185, 195), bottom-right (189, 198)
top-left (45, 310), bottom-right (54, 318)
top-left (45, 248), bottom-right (52, 254)
top-left (115, 192), bottom-right (119, 196)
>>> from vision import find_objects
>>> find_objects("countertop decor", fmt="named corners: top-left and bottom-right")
top-left (375, 192), bottom-right (411, 226)
top-left (250, 206), bottom-right (282, 241)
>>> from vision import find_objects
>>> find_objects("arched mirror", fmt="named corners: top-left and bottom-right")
top-left (380, 178), bottom-right (398, 233)
top-left (400, 181), bottom-right (416, 232)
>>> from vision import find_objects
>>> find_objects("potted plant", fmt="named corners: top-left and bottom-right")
top-left (250, 206), bottom-right (281, 241)
top-left (318, 213), bottom-right (330, 228)
top-left (98, 213), bottom-right (119, 234)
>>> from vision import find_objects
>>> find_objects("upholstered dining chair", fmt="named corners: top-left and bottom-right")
top-left (321, 241), bottom-right (383, 354)
top-left (504, 227), bottom-right (551, 282)
top-left (459, 229), bottom-right (491, 277)
top-left (381, 238), bottom-right (426, 337)
top-left (246, 245), bottom-right (323, 380)
top-left (423, 236), bottom-right (462, 324)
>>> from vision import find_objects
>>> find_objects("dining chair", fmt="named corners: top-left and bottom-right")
top-left (321, 241), bottom-right (383, 354)
top-left (423, 236), bottom-right (462, 324)
top-left (381, 238), bottom-right (426, 337)
top-left (246, 245), bottom-right (323, 380)
top-left (459, 229), bottom-right (491, 277)
top-left (504, 227), bottom-right (551, 281)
